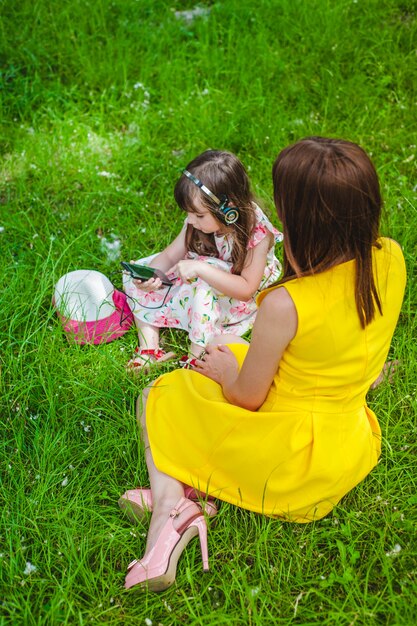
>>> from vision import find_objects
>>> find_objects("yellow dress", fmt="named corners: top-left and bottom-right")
top-left (146, 238), bottom-right (406, 522)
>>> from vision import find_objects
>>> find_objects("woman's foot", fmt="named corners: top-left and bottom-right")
top-left (118, 487), bottom-right (218, 523)
top-left (126, 348), bottom-right (176, 372)
top-left (124, 497), bottom-right (209, 592)
top-left (370, 360), bottom-right (400, 389)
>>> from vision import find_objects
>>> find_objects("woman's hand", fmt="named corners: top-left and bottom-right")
top-left (169, 260), bottom-right (202, 282)
top-left (193, 345), bottom-right (239, 386)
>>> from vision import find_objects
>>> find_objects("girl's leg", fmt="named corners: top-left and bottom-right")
top-left (208, 334), bottom-right (249, 347)
top-left (136, 318), bottom-right (160, 350)
top-left (189, 342), bottom-right (206, 359)
top-left (127, 319), bottom-right (175, 369)
top-left (137, 388), bottom-right (184, 552)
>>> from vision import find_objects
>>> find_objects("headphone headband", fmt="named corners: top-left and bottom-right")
top-left (182, 170), bottom-right (222, 205)
top-left (182, 169), bottom-right (239, 224)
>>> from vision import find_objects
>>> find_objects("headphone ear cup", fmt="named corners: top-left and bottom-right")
top-left (223, 207), bottom-right (239, 224)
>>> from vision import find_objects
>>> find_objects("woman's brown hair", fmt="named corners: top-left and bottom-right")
top-left (272, 137), bottom-right (382, 328)
top-left (174, 150), bottom-right (257, 274)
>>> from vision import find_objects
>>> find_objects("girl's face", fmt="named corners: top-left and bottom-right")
top-left (186, 208), bottom-right (223, 234)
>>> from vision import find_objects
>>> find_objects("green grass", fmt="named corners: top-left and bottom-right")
top-left (1, 0), bottom-right (416, 624)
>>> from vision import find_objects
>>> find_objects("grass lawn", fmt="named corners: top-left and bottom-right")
top-left (1, 0), bottom-right (416, 624)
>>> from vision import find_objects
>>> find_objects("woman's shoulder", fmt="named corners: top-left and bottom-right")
top-left (256, 285), bottom-right (298, 333)
top-left (374, 236), bottom-right (406, 276)
top-left (259, 284), bottom-right (296, 310)
top-left (378, 236), bottom-right (405, 258)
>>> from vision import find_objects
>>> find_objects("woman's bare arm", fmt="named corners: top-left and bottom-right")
top-left (194, 287), bottom-right (297, 410)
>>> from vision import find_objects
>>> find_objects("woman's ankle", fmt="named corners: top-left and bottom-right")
top-left (145, 496), bottom-right (182, 552)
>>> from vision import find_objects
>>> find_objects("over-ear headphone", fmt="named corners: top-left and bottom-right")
top-left (182, 169), bottom-right (240, 225)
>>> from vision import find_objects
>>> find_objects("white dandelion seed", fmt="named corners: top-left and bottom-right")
top-left (175, 6), bottom-right (211, 23)
top-left (386, 544), bottom-right (401, 557)
top-left (97, 170), bottom-right (118, 178)
top-left (23, 561), bottom-right (37, 575)
top-left (99, 234), bottom-right (121, 262)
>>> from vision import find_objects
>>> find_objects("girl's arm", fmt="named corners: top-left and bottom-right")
top-left (193, 287), bottom-right (297, 410)
top-left (147, 228), bottom-right (187, 272)
top-left (170, 232), bottom-right (274, 301)
top-left (130, 228), bottom-right (187, 292)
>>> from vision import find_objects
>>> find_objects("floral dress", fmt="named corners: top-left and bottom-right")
top-left (123, 206), bottom-right (283, 348)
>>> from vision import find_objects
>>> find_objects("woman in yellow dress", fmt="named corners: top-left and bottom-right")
top-left (123, 137), bottom-right (406, 592)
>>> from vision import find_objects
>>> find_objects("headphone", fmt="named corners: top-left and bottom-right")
top-left (182, 169), bottom-right (240, 225)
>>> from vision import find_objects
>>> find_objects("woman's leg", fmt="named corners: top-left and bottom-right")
top-left (137, 388), bottom-right (184, 552)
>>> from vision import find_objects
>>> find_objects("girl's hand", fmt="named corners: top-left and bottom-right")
top-left (169, 259), bottom-right (202, 283)
top-left (132, 277), bottom-right (163, 291)
top-left (193, 345), bottom-right (239, 385)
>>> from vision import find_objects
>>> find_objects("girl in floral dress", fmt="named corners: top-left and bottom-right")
top-left (123, 150), bottom-right (282, 369)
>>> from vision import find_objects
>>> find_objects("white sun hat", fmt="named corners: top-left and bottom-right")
top-left (53, 269), bottom-right (133, 344)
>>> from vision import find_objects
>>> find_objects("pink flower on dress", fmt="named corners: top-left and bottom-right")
top-left (229, 301), bottom-right (253, 316)
top-left (153, 308), bottom-right (180, 326)
top-left (134, 288), bottom-right (165, 305)
top-left (248, 223), bottom-right (268, 249)
top-left (204, 322), bottom-right (216, 335)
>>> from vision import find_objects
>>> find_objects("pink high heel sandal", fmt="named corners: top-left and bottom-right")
top-left (118, 487), bottom-right (218, 522)
top-left (124, 497), bottom-right (209, 592)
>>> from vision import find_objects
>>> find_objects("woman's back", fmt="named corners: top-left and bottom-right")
top-left (259, 237), bottom-right (406, 414)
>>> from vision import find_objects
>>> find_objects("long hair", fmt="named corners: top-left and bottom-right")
top-left (272, 136), bottom-right (382, 328)
top-left (174, 150), bottom-right (257, 274)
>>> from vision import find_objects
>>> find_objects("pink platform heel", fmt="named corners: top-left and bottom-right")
top-left (118, 487), bottom-right (217, 523)
top-left (124, 497), bottom-right (209, 592)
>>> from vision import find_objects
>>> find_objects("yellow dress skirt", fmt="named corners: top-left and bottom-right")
top-left (146, 343), bottom-right (381, 523)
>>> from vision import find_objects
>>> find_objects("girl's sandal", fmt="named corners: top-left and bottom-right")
top-left (178, 355), bottom-right (198, 369)
top-left (127, 348), bottom-right (176, 372)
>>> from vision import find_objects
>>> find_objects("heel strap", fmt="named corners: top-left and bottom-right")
top-left (179, 356), bottom-right (197, 369)
top-left (168, 497), bottom-right (204, 532)
top-left (135, 348), bottom-right (166, 359)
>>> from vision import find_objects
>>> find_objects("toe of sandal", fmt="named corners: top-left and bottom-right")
top-left (127, 348), bottom-right (176, 372)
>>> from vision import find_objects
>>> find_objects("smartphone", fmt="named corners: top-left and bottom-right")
top-left (121, 262), bottom-right (173, 286)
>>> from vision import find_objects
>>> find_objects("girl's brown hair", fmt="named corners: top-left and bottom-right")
top-left (174, 150), bottom-right (257, 274)
top-left (272, 136), bottom-right (382, 328)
